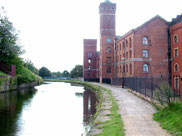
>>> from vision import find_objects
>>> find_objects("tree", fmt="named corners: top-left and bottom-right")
top-left (62, 70), bottom-right (70, 77)
top-left (70, 65), bottom-right (83, 78)
top-left (51, 71), bottom-right (62, 78)
top-left (24, 59), bottom-right (39, 75)
top-left (39, 67), bottom-right (51, 78)
top-left (0, 7), bottom-right (24, 65)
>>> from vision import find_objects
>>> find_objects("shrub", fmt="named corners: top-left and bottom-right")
top-left (154, 82), bottom-right (173, 105)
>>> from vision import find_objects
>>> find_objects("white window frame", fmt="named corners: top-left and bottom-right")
top-left (143, 64), bottom-right (149, 72)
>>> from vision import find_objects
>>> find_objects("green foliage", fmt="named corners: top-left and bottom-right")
top-left (153, 102), bottom-right (182, 135)
top-left (62, 70), bottom-right (70, 77)
top-left (24, 60), bottom-right (39, 75)
top-left (17, 67), bottom-right (36, 85)
top-left (51, 71), bottom-right (62, 78)
top-left (39, 67), bottom-right (51, 78)
top-left (0, 7), bottom-right (24, 64)
top-left (70, 65), bottom-right (83, 78)
top-left (154, 82), bottom-right (173, 105)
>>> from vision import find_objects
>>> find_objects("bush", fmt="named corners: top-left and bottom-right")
top-left (154, 82), bottom-right (173, 105)
top-left (17, 67), bottom-right (36, 85)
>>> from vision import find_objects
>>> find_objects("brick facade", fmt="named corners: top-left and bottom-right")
top-left (170, 15), bottom-right (182, 99)
top-left (116, 16), bottom-right (169, 78)
top-left (99, 1), bottom-right (116, 83)
top-left (83, 0), bottom-right (182, 98)
top-left (83, 39), bottom-right (98, 81)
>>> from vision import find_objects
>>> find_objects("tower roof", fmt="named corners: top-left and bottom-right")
top-left (104, 0), bottom-right (111, 3)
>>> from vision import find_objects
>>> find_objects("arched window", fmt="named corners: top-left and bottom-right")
top-left (174, 63), bottom-right (179, 72)
top-left (129, 38), bottom-right (132, 48)
top-left (143, 37), bottom-right (148, 45)
top-left (126, 39), bottom-right (128, 47)
top-left (107, 67), bottom-right (111, 73)
top-left (174, 77), bottom-right (179, 89)
top-left (122, 42), bottom-right (125, 49)
top-left (126, 52), bottom-right (128, 59)
top-left (106, 47), bottom-right (111, 53)
top-left (130, 64), bottom-right (132, 75)
top-left (123, 65), bottom-right (125, 73)
top-left (174, 35), bottom-right (178, 44)
top-left (143, 64), bottom-right (149, 72)
top-left (126, 64), bottom-right (128, 72)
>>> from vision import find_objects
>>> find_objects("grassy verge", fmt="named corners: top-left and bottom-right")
top-left (45, 79), bottom-right (125, 136)
top-left (96, 89), bottom-right (125, 136)
top-left (153, 102), bottom-right (182, 136)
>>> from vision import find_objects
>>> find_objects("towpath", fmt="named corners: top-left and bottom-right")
top-left (94, 83), bottom-right (170, 136)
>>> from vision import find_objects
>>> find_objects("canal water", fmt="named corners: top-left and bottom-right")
top-left (0, 82), bottom-right (98, 136)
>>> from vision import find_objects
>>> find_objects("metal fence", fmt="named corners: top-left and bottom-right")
top-left (112, 76), bottom-right (181, 101)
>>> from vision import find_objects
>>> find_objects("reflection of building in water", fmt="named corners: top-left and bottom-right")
top-left (83, 89), bottom-right (98, 124)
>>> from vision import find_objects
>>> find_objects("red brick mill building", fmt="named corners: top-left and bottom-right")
top-left (83, 0), bottom-right (182, 99)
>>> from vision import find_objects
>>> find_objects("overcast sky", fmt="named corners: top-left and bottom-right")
top-left (0, 0), bottom-right (181, 72)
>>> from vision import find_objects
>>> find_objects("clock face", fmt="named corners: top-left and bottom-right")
top-left (106, 38), bottom-right (112, 43)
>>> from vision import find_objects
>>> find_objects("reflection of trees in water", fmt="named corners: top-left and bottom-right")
top-left (0, 88), bottom-right (37, 136)
top-left (83, 89), bottom-right (98, 125)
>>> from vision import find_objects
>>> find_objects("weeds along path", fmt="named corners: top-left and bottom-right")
top-left (95, 83), bottom-right (170, 136)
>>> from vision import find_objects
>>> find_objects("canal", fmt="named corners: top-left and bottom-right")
top-left (0, 82), bottom-right (98, 136)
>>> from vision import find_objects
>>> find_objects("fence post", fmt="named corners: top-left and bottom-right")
top-left (140, 76), bottom-right (142, 94)
top-left (145, 77), bottom-right (146, 97)
top-left (151, 76), bottom-right (153, 99)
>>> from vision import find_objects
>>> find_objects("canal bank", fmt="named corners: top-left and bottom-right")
top-left (0, 75), bottom-right (43, 92)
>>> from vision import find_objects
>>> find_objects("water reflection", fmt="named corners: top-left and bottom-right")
top-left (0, 88), bottom-right (37, 136)
top-left (83, 89), bottom-right (98, 125)
top-left (0, 82), bottom-right (98, 136)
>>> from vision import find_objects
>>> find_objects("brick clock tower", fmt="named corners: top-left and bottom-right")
top-left (99, 0), bottom-right (116, 83)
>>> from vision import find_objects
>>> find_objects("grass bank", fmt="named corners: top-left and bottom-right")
top-left (153, 102), bottom-right (182, 136)
top-left (45, 79), bottom-right (125, 136)
top-left (96, 89), bottom-right (125, 136)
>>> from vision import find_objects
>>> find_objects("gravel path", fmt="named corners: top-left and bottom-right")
top-left (95, 83), bottom-right (170, 136)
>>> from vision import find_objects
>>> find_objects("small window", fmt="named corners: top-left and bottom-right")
top-left (174, 63), bottom-right (179, 72)
top-left (107, 67), bottom-right (111, 73)
top-left (174, 48), bottom-right (178, 57)
top-left (126, 52), bottom-right (128, 59)
top-left (129, 50), bottom-right (132, 58)
top-left (130, 64), bottom-right (132, 75)
top-left (143, 64), bottom-right (149, 72)
top-left (122, 42), bottom-right (125, 49)
top-left (129, 38), bottom-right (132, 48)
top-left (107, 47), bottom-right (111, 53)
top-left (174, 35), bottom-right (178, 44)
top-left (143, 49), bottom-right (148, 58)
top-left (126, 39), bottom-right (128, 47)
top-left (123, 65), bottom-right (125, 73)
top-left (120, 44), bottom-right (121, 50)
top-left (175, 77), bottom-right (179, 89)
top-left (143, 37), bottom-right (148, 45)
top-left (88, 66), bottom-right (91, 71)
top-left (126, 64), bottom-right (128, 72)
top-left (88, 51), bottom-right (92, 58)
top-left (88, 58), bottom-right (92, 63)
